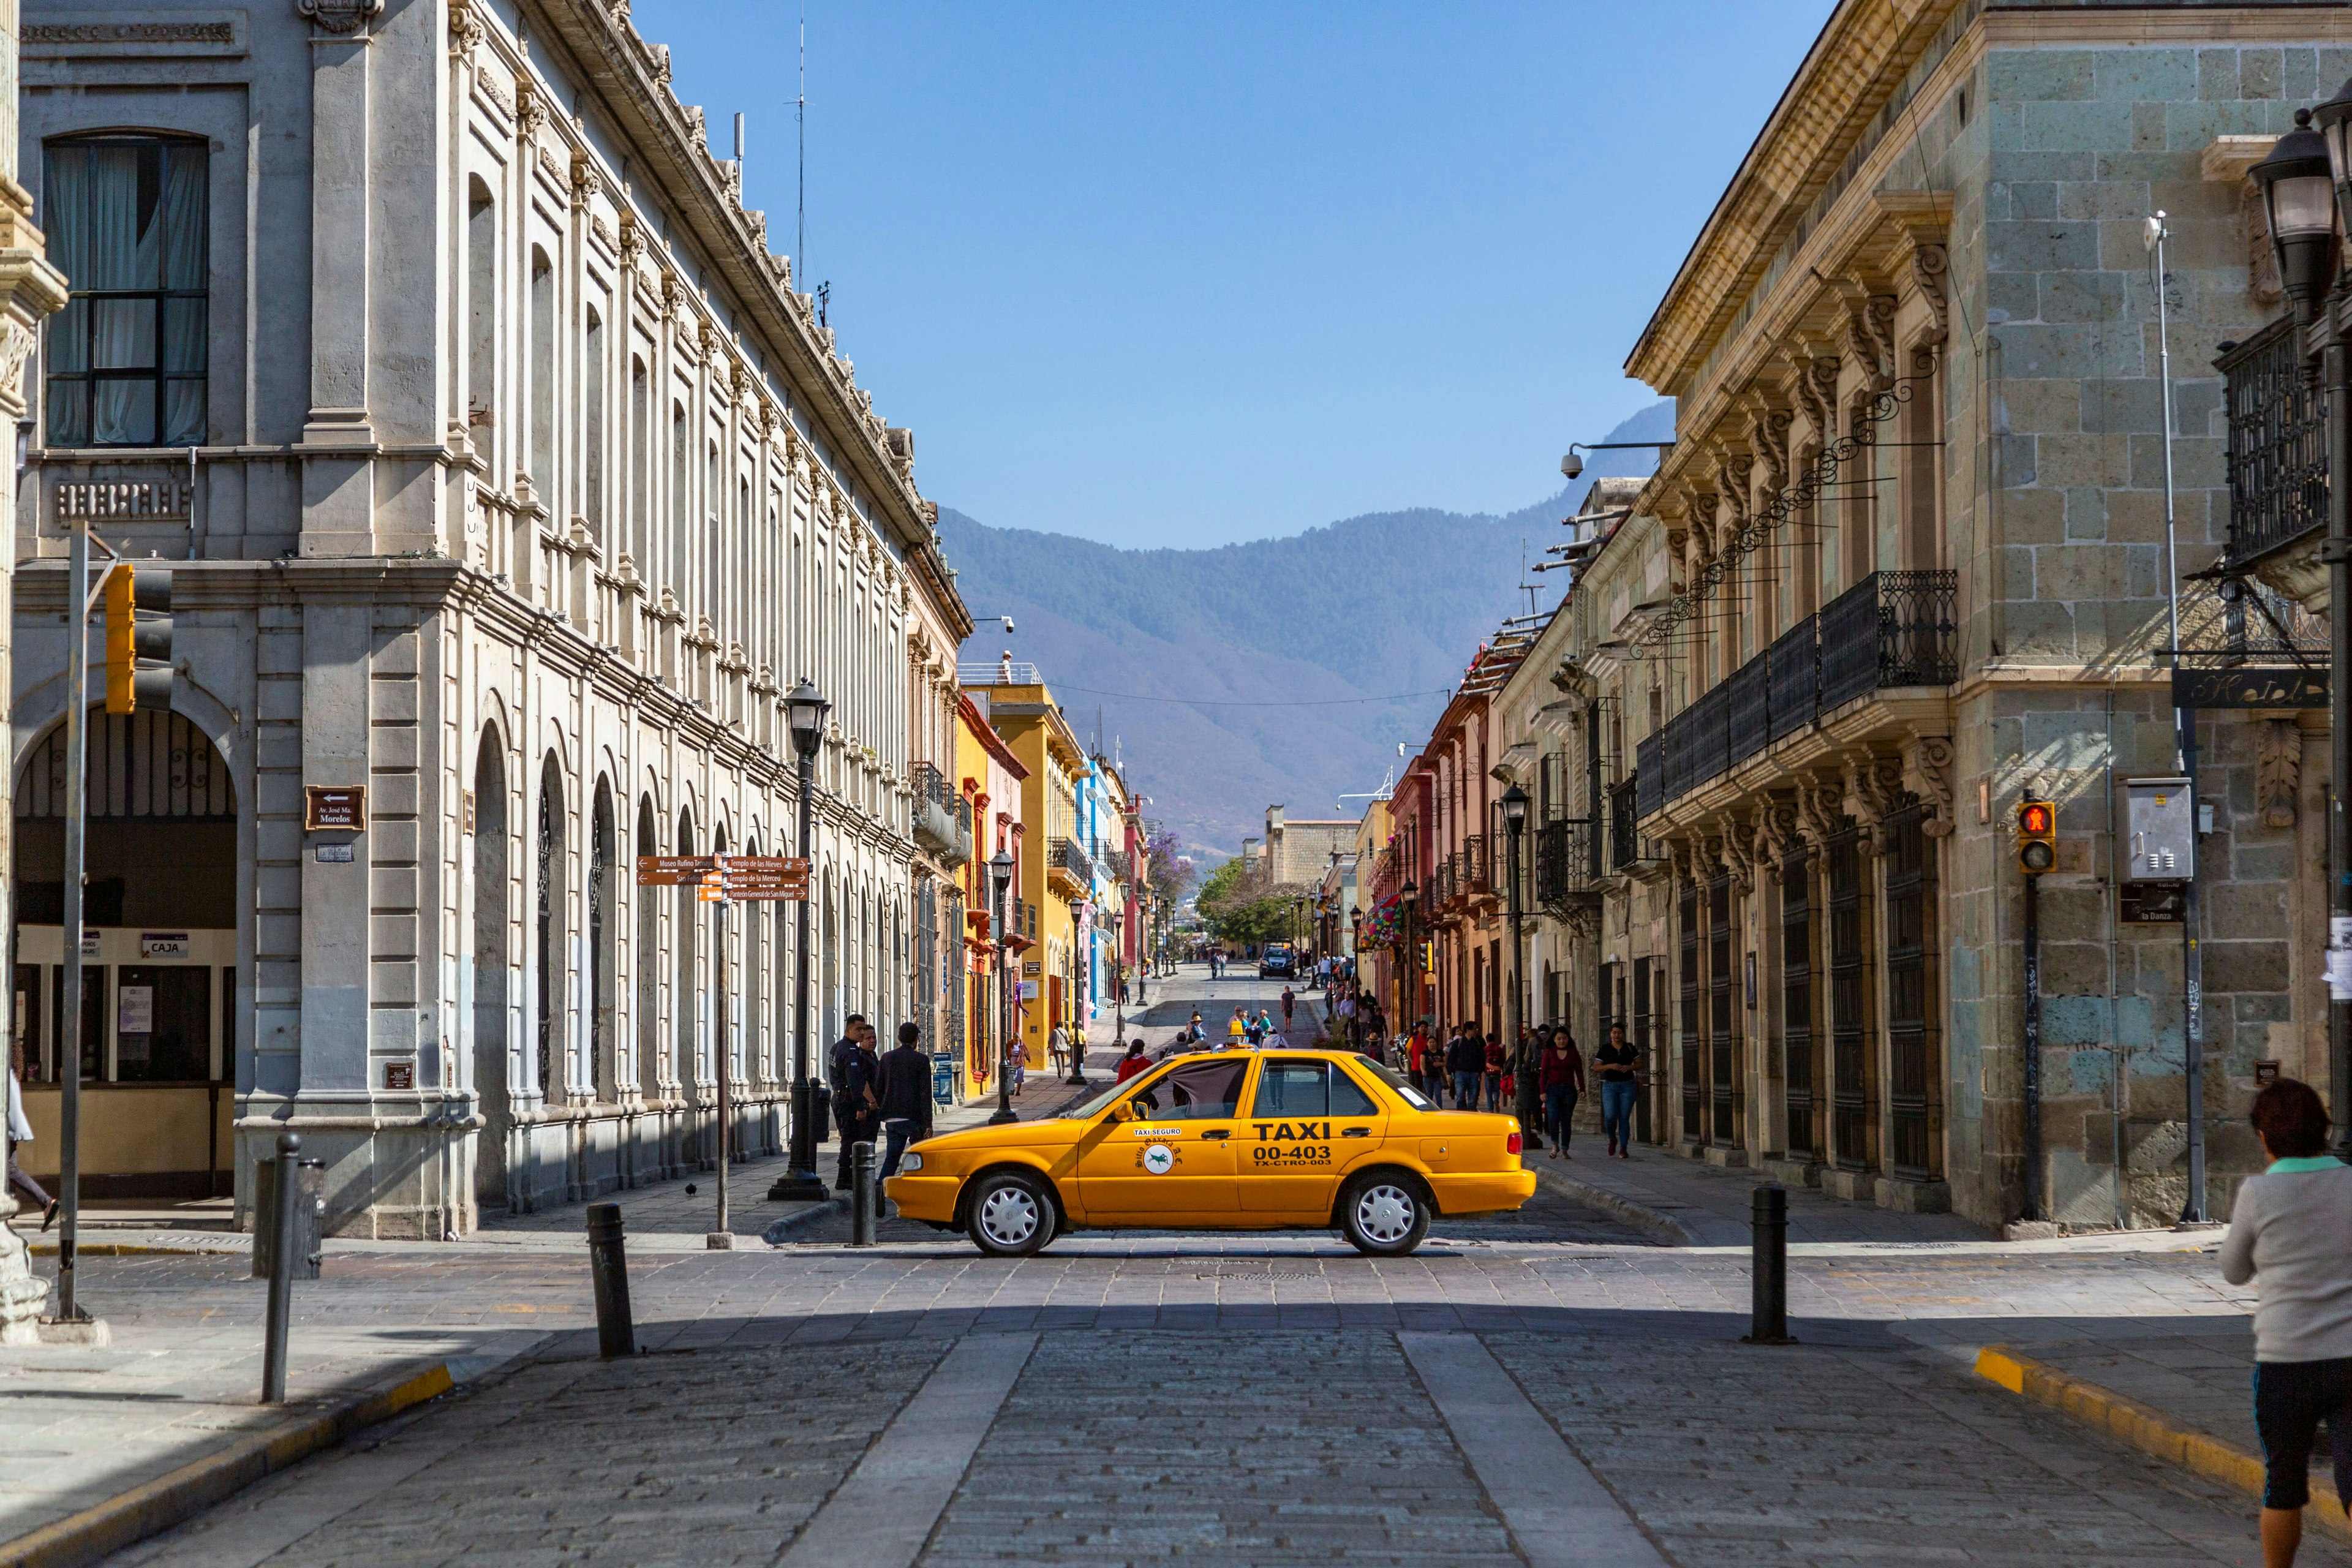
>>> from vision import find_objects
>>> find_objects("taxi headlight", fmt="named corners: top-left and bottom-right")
top-left (900, 1152), bottom-right (924, 1173)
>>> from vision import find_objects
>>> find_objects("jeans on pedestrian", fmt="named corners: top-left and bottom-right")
top-left (7, 1156), bottom-right (50, 1210)
top-left (833, 1108), bottom-right (868, 1188)
top-left (880, 1117), bottom-right (921, 1182)
top-left (1452, 1069), bottom-right (1480, 1109)
top-left (2254, 1356), bottom-right (2352, 1510)
top-left (1483, 1071), bottom-right (1502, 1112)
top-left (1601, 1079), bottom-right (1637, 1150)
top-left (1544, 1086), bottom-right (1576, 1149)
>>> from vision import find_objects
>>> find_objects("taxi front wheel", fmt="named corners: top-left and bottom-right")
top-left (964, 1169), bottom-right (1054, 1257)
top-left (1340, 1174), bottom-right (1431, 1257)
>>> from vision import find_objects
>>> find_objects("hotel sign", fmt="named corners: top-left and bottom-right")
top-left (2171, 666), bottom-right (2327, 709)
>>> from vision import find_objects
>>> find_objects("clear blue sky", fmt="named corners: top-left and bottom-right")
top-left (636, 1), bottom-right (1834, 548)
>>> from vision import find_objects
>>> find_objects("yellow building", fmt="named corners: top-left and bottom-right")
top-left (960, 663), bottom-right (1087, 1071)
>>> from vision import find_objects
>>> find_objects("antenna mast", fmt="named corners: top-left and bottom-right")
top-left (796, 4), bottom-right (806, 287)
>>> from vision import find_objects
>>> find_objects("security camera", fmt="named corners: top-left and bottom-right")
top-left (1001, 616), bottom-right (1016, 634)
top-left (1559, 451), bottom-right (1583, 481)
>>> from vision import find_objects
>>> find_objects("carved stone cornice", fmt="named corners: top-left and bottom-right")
top-left (1719, 816), bottom-right (1756, 897)
top-left (1907, 244), bottom-right (1950, 344)
top-left (298, 0), bottom-right (383, 36)
top-left (1844, 752), bottom-right (1904, 853)
top-left (1903, 734), bottom-right (1955, 838)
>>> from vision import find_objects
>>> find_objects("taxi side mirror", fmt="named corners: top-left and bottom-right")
top-left (1111, 1101), bottom-right (1136, 1121)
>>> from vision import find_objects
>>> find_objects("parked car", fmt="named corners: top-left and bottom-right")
top-left (1259, 943), bottom-right (1296, 978)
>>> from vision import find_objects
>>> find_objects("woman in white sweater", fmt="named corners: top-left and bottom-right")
top-left (2219, 1077), bottom-right (2352, 1568)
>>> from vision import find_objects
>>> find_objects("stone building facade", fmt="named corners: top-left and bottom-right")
top-left (1501, 0), bottom-right (2350, 1229)
top-left (15, 0), bottom-right (965, 1236)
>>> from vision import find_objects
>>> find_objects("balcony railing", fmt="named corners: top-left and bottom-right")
top-left (1049, 836), bottom-right (1095, 888)
top-left (1460, 835), bottom-right (1487, 899)
top-left (1534, 820), bottom-right (1599, 915)
top-left (1643, 569), bottom-right (1958, 818)
top-left (910, 761), bottom-right (971, 865)
top-left (1820, 570), bottom-right (1958, 708)
top-left (2220, 315), bottom-right (2328, 570)
top-left (1610, 776), bottom-right (1641, 872)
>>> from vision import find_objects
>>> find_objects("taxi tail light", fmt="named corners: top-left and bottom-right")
top-left (1506, 1131), bottom-right (1523, 1156)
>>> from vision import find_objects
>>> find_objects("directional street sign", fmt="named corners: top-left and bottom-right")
top-left (636, 856), bottom-right (714, 886)
top-left (690, 854), bottom-right (812, 902)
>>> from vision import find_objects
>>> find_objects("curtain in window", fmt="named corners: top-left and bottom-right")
top-left (89, 145), bottom-right (156, 445)
top-left (43, 149), bottom-right (91, 446)
top-left (160, 146), bottom-right (206, 445)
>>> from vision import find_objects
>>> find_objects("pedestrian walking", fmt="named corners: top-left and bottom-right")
top-left (1049, 1020), bottom-right (1071, 1078)
top-left (1406, 1023), bottom-right (1432, 1099)
top-left (7, 1066), bottom-right (55, 1230)
top-left (1540, 1030), bottom-right (1586, 1158)
top-left (1596, 1023), bottom-right (1640, 1158)
top-left (2220, 1077), bottom-right (2352, 1568)
top-left (1447, 1027), bottom-right (1483, 1110)
top-left (829, 1017), bottom-right (878, 1191)
top-left (1115, 1041), bottom-right (1151, 1083)
top-left (1280, 987), bottom-right (1295, 1030)
top-left (873, 1022), bottom-right (936, 1207)
top-left (1482, 1031), bottom-right (1505, 1112)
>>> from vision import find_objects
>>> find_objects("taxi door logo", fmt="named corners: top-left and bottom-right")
top-left (1142, 1144), bottom-right (1175, 1175)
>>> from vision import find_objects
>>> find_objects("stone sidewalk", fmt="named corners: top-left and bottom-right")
top-left (1530, 1142), bottom-right (1997, 1246)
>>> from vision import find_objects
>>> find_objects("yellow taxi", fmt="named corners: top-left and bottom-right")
top-left (885, 1047), bottom-right (1535, 1257)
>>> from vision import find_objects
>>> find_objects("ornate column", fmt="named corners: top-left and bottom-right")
top-left (298, 0), bottom-right (386, 554)
top-left (0, 0), bottom-right (74, 1340)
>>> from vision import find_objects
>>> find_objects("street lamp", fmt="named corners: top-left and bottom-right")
top-left (772, 678), bottom-right (831, 1202)
top-left (2256, 83), bottom-right (2352, 1166)
top-left (1398, 878), bottom-right (1419, 1045)
top-left (1498, 782), bottom-right (1537, 1150)
top-left (989, 851), bottom-right (1019, 1125)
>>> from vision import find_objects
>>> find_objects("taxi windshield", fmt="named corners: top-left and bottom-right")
top-left (1068, 1055), bottom-right (1251, 1121)
top-left (1359, 1059), bottom-right (1435, 1111)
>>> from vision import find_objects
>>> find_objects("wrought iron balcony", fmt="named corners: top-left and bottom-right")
top-left (1819, 570), bottom-right (1958, 708)
top-left (1049, 836), bottom-right (1095, 890)
top-left (1534, 819), bottom-right (1599, 917)
top-left (1642, 569), bottom-right (1958, 818)
top-left (2220, 315), bottom-right (2327, 571)
top-left (1460, 835), bottom-right (1487, 899)
top-left (1610, 777), bottom-right (1641, 873)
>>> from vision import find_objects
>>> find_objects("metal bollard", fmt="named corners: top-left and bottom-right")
top-left (587, 1202), bottom-right (636, 1359)
top-left (1742, 1184), bottom-right (1795, 1346)
top-left (261, 1133), bottom-right (301, 1403)
top-left (851, 1141), bottom-right (876, 1246)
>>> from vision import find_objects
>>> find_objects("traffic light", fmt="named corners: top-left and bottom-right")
top-left (102, 563), bottom-right (173, 716)
top-left (2016, 799), bottom-right (2056, 875)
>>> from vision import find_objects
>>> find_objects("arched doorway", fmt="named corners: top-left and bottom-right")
top-left (472, 729), bottom-right (509, 1209)
top-left (12, 709), bottom-right (236, 1198)
top-left (636, 795), bottom-right (658, 1093)
top-left (591, 778), bottom-right (616, 1103)
top-left (535, 755), bottom-right (567, 1105)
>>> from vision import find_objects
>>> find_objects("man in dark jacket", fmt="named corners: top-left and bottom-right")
top-left (1448, 1027), bottom-right (1485, 1112)
top-left (830, 1014), bottom-right (875, 1190)
top-left (874, 1022), bottom-right (936, 1210)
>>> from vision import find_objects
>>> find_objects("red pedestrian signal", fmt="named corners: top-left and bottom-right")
top-left (2016, 800), bottom-right (2056, 875)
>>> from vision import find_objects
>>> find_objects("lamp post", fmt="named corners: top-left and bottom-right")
top-left (1348, 906), bottom-right (1365, 1047)
top-left (1398, 880), bottom-right (1419, 1042)
top-left (2255, 89), bottom-right (2352, 1163)
top-left (775, 679), bottom-right (831, 1202)
top-left (1066, 910), bottom-right (1088, 1085)
top-left (989, 851), bottom-right (1019, 1125)
top-left (1499, 783), bottom-right (1537, 1149)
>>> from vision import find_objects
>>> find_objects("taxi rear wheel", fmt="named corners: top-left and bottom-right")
top-left (1340, 1174), bottom-right (1431, 1256)
top-left (964, 1170), bottom-right (1054, 1257)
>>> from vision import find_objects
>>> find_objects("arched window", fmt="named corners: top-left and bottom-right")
top-left (528, 247), bottom-right (555, 492)
top-left (669, 402), bottom-right (688, 592)
top-left (535, 755), bottom-right (567, 1101)
top-left (466, 178), bottom-right (496, 443)
top-left (43, 135), bottom-right (208, 448)
top-left (628, 356), bottom-right (648, 568)
top-left (636, 794), bottom-right (659, 1090)
top-left (583, 306), bottom-right (606, 536)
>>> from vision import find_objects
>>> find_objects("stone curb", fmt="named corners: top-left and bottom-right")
top-left (1523, 1158), bottom-right (1694, 1246)
top-left (0, 1358), bottom-right (460, 1568)
top-left (1972, 1346), bottom-right (2351, 1545)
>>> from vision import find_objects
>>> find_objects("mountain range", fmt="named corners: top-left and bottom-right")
top-left (937, 401), bottom-right (1675, 859)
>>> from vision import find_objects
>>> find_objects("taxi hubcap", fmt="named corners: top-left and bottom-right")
top-left (1355, 1185), bottom-right (1416, 1244)
top-left (978, 1185), bottom-right (1041, 1246)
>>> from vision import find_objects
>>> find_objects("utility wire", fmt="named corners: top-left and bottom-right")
top-left (1046, 683), bottom-right (1457, 709)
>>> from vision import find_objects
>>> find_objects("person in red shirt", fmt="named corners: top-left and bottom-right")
top-left (1114, 1041), bottom-right (1151, 1084)
top-left (1539, 1029), bottom-right (1587, 1159)
top-left (1482, 1031), bottom-right (1507, 1112)
top-left (1407, 1024), bottom-right (1433, 1098)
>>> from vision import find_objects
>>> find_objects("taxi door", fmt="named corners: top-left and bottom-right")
top-left (1239, 1058), bottom-right (1385, 1219)
top-left (1073, 1054), bottom-right (1251, 1220)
